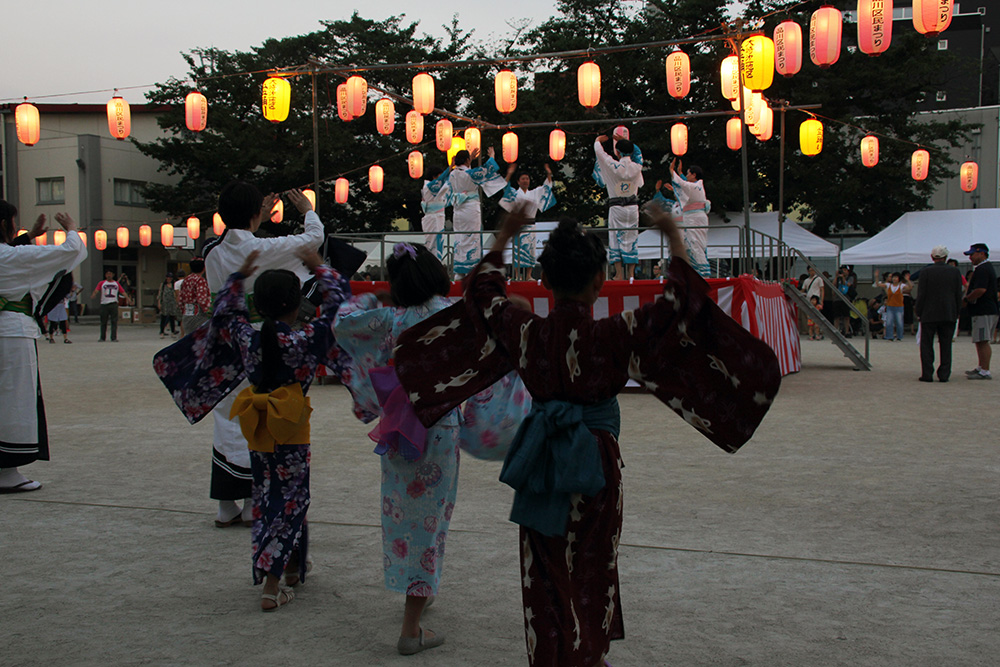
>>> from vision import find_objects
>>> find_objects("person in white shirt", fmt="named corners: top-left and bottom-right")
top-left (670, 158), bottom-right (712, 278)
top-left (594, 133), bottom-right (644, 280)
top-left (499, 163), bottom-right (556, 280)
top-left (448, 147), bottom-right (506, 277)
top-left (91, 270), bottom-right (127, 342)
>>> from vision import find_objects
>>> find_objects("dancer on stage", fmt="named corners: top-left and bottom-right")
top-left (0, 204), bottom-right (87, 493)
top-left (594, 132), bottom-right (643, 280)
top-left (420, 168), bottom-right (451, 262)
top-left (212, 246), bottom-right (348, 610)
top-left (670, 158), bottom-right (712, 277)
top-left (499, 162), bottom-right (556, 280)
top-left (448, 146), bottom-right (506, 277)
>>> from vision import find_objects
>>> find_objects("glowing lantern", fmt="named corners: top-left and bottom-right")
top-left (861, 135), bottom-right (879, 167)
top-left (720, 55), bottom-right (740, 101)
top-left (116, 226), bottom-right (129, 248)
top-left (375, 98), bottom-right (395, 135)
top-left (78, 231), bottom-right (87, 247)
top-left (670, 123), bottom-right (688, 156)
top-left (960, 161), bottom-right (978, 192)
top-left (95, 230), bottom-right (107, 251)
top-left (336, 178), bottom-right (349, 203)
top-left (800, 118), bottom-right (824, 156)
top-left (336, 83), bottom-right (353, 122)
top-left (346, 76), bottom-right (368, 117)
top-left (408, 151), bottom-right (424, 179)
top-left (911, 149), bottom-right (930, 180)
top-left (464, 128), bottom-right (481, 155)
top-left (734, 88), bottom-right (761, 126)
top-left (549, 129), bottom-right (567, 161)
top-left (502, 132), bottom-right (519, 163)
top-left (261, 77), bottom-right (291, 123)
top-left (213, 213), bottom-right (225, 235)
top-left (665, 51), bottom-right (690, 99)
top-left (406, 110), bottom-right (424, 144)
top-left (34, 233), bottom-right (47, 246)
top-left (435, 120), bottom-right (453, 151)
top-left (752, 105), bottom-right (774, 141)
top-left (727, 118), bottom-right (742, 151)
top-left (495, 69), bottom-right (517, 114)
top-left (15, 102), bottom-right (40, 146)
top-left (774, 21), bottom-right (803, 77)
top-left (912, 0), bottom-right (953, 37)
top-left (810, 6), bottom-right (842, 69)
top-left (160, 224), bottom-right (174, 246)
top-left (53, 230), bottom-right (66, 246)
top-left (413, 72), bottom-right (435, 115)
top-left (187, 216), bottom-right (200, 240)
top-left (447, 136), bottom-right (466, 166)
top-left (270, 200), bottom-right (284, 223)
top-left (139, 225), bottom-right (152, 246)
top-left (577, 61), bottom-right (601, 108)
top-left (185, 91), bottom-right (208, 131)
top-left (107, 96), bottom-right (131, 140)
top-left (16, 229), bottom-right (26, 238)
top-left (302, 189), bottom-right (316, 209)
top-left (740, 36), bottom-right (775, 92)
top-left (858, 0), bottom-right (893, 56)
top-left (369, 166), bottom-right (384, 193)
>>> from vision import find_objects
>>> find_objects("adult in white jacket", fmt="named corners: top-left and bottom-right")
top-left (594, 134), bottom-right (644, 280)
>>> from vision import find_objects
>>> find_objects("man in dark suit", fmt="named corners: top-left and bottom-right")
top-left (915, 245), bottom-right (964, 382)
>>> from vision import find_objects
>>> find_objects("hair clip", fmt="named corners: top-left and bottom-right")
top-left (393, 242), bottom-right (417, 260)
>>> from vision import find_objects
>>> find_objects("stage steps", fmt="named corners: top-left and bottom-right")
top-left (783, 282), bottom-right (872, 371)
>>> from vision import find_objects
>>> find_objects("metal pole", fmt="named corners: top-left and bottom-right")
top-left (312, 72), bottom-right (320, 215)
top-left (736, 31), bottom-right (753, 275)
top-left (778, 103), bottom-right (787, 278)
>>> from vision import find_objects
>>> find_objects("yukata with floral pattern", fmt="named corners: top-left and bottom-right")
top-left (213, 264), bottom-right (349, 585)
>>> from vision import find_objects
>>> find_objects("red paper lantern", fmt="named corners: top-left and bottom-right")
top-left (495, 69), bottom-right (517, 113)
top-left (912, 0), bottom-right (953, 37)
top-left (665, 51), bottom-right (690, 98)
top-left (187, 216), bottom-right (200, 240)
top-left (336, 178), bottom-right (349, 203)
top-left (185, 92), bottom-right (208, 131)
top-left (435, 120), bottom-right (453, 151)
top-left (911, 149), bottom-right (930, 180)
top-left (502, 132), bottom-right (519, 163)
top-left (139, 224), bottom-right (152, 246)
top-left (577, 61), bottom-right (601, 108)
top-left (160, 224), bottom-right (174, 246)
top-left (107, 96), bottom-right (131, 140)
top-left (549, 129), bottom-right (566, 161)
top-left (406, 110), bottom-right (424, 144)
top-left (464, 128), bottom-right (481, 156)
top-left (408, 151), bottom-right (424, 179)
top-left (336, 83), bottom-right (353, 122)
top-left (810, 6), bottom-right (842, 69)
top-left (270, 200), bottom-right (283, 223)
top-left (369, 166), bottom-right (384, 193)
top-left (34, 232), bottom-right (47, 246)
top-left (726, 118), bottom-right (742, 151)
top-left (960, 161), bottom-right (978, 192)
top-left (412, 72), bottom-right (435, 115)
top-left (95, 230), bottom-right (107, 251)
top-left (670, 123), bottom-right (688, 156)
top-left (800, 119), bottom-right (824, 156)
top-left (375, 98), bottom-right (395, 135)
top-left (53, 230), bottom-right (66, 246)
top-left (858, 0), bottom-right (893, 56)
top-left (116, 226), bottom-right (129, 248)
top-left (213, 213), bottom-right (225, 236)
top-left (15, 102), bottom-right (40, 146)
top-left (774, 21), bottom-right (803, 77)
top-left (861, 135), bottom-right (879, 167)
top-left (346, 76), bottom-right (368, 117)
top-left (740, 36), bottom-right (775, 92)
top-left (261, 77), bottom-right (290, 123)
top-left (720, 55), bottom-right (740, 101)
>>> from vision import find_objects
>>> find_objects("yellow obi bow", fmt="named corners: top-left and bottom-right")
top-left (230, 384), bottom-right (312, 453)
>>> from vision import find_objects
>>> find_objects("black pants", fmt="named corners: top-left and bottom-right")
top-left (99, 303), bottom-right (118, 341)
top-left (920, 320), bottom-right (955, 381)
top-left (159, 315), bottom-right (177, 334)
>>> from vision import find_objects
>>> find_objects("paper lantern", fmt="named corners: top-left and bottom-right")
top-left (727, 118), bottom-right (742, 151)
top-left (53, 230), bottom-right (66, 246)
top-left (752, 105), bottom-right (774, 141)
top-left (346, 75), bottom-right (368, 117)
top-left (336, 178), bottom-right (349, 203)
top-left (861, 135), bottom-right (879, 167)
top-left (187, 216), bottom-right (200, 240)
top-left (464, 128), bottom-right (480, 156)
top-left (34, 233), bottom-right (47, 246)
top-left (670, 123), bottom-right (688, 156)
top-left (78, 231), bottom-right (87, 247)
top-left (858, 0), bottom-right (893, 55)
top-left (720, 55), bottom-right (740, 101)
top-left (408, 151), bottom-right (424, 179)
top-left (435, 120), bottom-right (453, 151)
top-left (95, 230), bottom-right (107, 251)
top-left (911, 149), bottom-right (930, 180)
top-left (375, 98), bottom-right (395, 135)
top-left (502, 132), bottom-right (519, 163)
top-left (810, 6), bottom-right (842, 69)
top-left (665, 51), bottom-right (690, 98)
top-left (413, 72), bottom-right (435, 115)
top-left (369, 166), bottom-right (384, 193)
top-left (116, 226), bottom-right (129, 248)
top-left (336, 83), bottom-right (353, 122)
top-left (740, 36), bottom-right (775, 92)
top-left (912, 0), bottom-right (953, 37)
top-left (160, 224), bottom-right (174, 246)
top-left (495, 69), bottom-right (517, 114)
top-left (613, 126), bottom-right (629, 140)
top-left (139, 225), bottom-right (152, 247)
top-left (447, 136), bottom-right (466, 166)
top-left (405, 110), bottom-right (424, 144)
top-left (577, 61), bottom-right (601, 108)
top-left (549, 129), bottom-right (566, 161)
top-left (302, 189), bottom-right (316, 209)
top-left (15, 102), bottom-right (40, 146)
top-left (107, 96), bottom-right (131, 140)
top-left (774, 21), bottom-right (803, 77)
top-left (800, 118), bottom-right (824, 156)
top-left (213, 213), bottom-right (225, 235)
top-left (185, 91), bottom-right (208, 131)
top-left (261, 77), bottom-right (291, 123)
top-left (960, 161), bottom-right (978, 192)
top-left (270, 200), bottom-right (284, 223)
top-left (734, 88), bottom-right (761, 126)
top-left (16, 229), bottom-right (27, 238)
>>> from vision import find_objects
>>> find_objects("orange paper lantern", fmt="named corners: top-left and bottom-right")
top-left (912, 0), bottom-right (953, 37)
top-left (740, 36), bottom-right (775, 92)
top-left (95, 230), bottom-right (107, 251)
top-left (336, 178), bottom-right (349, 203)
top-left (369, 166), bottom-right (384, 193)
top-left (187, 216), bottom-right (200, 240)
top-left (435, 120), bottom-right (453, 151)
top-left (34, 232), bottom-right (47, 246)
top-left (346, 76), bottom-right (368, 117)
top-left (375, 98), bottom-right (395, 135)
top-left (720, 55), bottom-right (740, 101)
top-left (858, 0), bottom-right (893, 56)
top-left (800, 118), bottom-right (824, 156)
top-left (116, 226), bottom-right (129, 248)
top-left (270, 200), bottom-right (284, 223)
top-left (810, 6), bottom-right (842, 69)
top-left (665, 51), bottom-right (690, 99)
top-left (726, 118), bottom-right (742, 151)
top-left (302, 189), bottom-right (316, 209)
top-left (577, 61), bottom-right (601, 108)
top-left (107, 96), bottom-right (131, 140)
top-left (670, 123), bottom-right (688, 156)
top-left (861, 135), bottom-right (879, 167)
top-left (502, 132), bottom-right (519, 163)
top-left (160, 224), bottom-right (174, 246)
top-left (139, 224), bottom-right (152, 246)
top-left (15, 102), bottom-right (40, 146)
top-left (78, 231), bottom-right (87, 247)
top-left (213, 213), bottom-right (225, 235)
top-left (185, 91), bottom-right (208, 131)
top-left (752, 105), bottom-right (774, 141)
top-left (464, 128), bottom-right (481, 156)
top-left (774, 21), bottom-right (803, 77)
top-left (53, 230), bottom-right (66, 246)
top-left (960, 161), bottom-right (978, 192)
top-left (495, 70), bottom-right (517, 114)
top-left (261, 77), bottom-right (290, 123)
top-left (549, 129), bottom-right (566, 161)
top-left (911, 149), bottom-right (930, 180)
top-left (412, 72), bottom-right (435, 115)
top-left (336, 83), bottom-right (353, 122)
top-left (406, 110), bottom-right (424, 144)
top-left (408, 151), bottom-right (424, 179)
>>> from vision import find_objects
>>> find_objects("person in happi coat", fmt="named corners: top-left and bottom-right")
top-left (594, 133), bottom-right (643, 280)
top-left (420, 168), bottom-right (451, 262)
top-left (669, 158), bottom-right (712, 278)
top-left (391, 204), bottom-right (782, 666)
top-left (499, 162), bottom-right (556, 280)
top-left (448, 146), bottom-right (506, 277)
top-left (0, 203), bottom-right (87, 492)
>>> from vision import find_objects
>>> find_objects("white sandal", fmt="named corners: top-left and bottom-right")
top-left (261, 587), bottom-right (294, 612)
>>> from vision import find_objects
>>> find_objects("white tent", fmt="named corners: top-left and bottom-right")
top-left (840, 208), bottom-right (1000, 265)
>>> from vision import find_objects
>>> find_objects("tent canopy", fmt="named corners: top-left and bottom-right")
top-left (841, 209), bottom-right (1000, 265)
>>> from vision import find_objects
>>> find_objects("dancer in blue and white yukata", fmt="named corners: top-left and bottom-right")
top-left (448, 146), bottom-right (506, 278)
top-left (499, 162), bottom-right (556, 280)
top-left (420, 169), bottom-right (451, 262)
top-left (670, 158), bottom-right (712, 278)
top-left (593, 131), bottom-right (644, 280)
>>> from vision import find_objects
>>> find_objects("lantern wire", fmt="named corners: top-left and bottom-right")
top-left (792, 108), bottom-right (956, 156)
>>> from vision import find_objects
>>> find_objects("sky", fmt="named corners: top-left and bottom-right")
top-left (0, 0), bottom-right (564, 105)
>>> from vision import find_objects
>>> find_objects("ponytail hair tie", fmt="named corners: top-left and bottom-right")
top-left (393, 243), bottom-right (417, 261)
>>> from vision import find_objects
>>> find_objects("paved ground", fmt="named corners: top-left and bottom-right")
top-left (4, 325), bottom-right (999, 666)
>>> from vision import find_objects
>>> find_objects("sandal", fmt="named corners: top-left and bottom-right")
top-left (282, 556), bottom-right (313, 587)
top-left (397, 628), bottom-right (445, 655)
top-left (261, 587), bottom-right (294, 612)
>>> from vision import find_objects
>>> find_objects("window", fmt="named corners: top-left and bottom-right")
top-left (113, 179), bottom-right (147, 207)
top-left (937, 39), bottom-right (948, 50)
top-left (37, 177), bottom-right (65, 205)
top-left (936, 91), bottom-right (948, 101)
